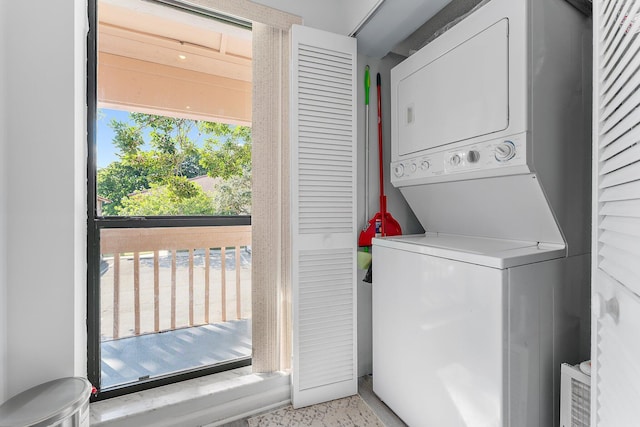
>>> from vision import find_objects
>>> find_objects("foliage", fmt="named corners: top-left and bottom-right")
top-left (110, 113), bottom-right (206, 180)
top-left (97, 161), bottom-right (150, 216)
top-left (212, 167), bottom-right (252, 215)
top-left (198, 123), bottom-right (252, 179)
top-left (96, 110), bottom-right (251, 216)
top-left (117, 183), bottom-right (216, 216)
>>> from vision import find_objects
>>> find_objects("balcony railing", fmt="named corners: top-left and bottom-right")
top-left (100, 225), bottom-right (251, 340)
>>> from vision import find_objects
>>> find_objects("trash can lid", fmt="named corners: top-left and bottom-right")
top-left (0, 377), bottom-right (91, 427)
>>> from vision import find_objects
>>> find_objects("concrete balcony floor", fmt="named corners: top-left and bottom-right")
top-left (101, 318), bottom-right (252, 389)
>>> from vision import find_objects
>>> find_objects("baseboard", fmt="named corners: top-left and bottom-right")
top-left (91, 369), bottom-right (291, 427)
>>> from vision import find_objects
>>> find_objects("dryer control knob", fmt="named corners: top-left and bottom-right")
top-left (495, 141), bottom-right (516, 162)
top-left (420, 160), bottom-right (430, 170)
top-left (467, 150), bottom-right (480, 163)
top-left (450, 154), bottom-right (461, 166)
top-left (394, 164), bottom-right (405, 177)
top-left (409, 163), bottom-right (418, 173)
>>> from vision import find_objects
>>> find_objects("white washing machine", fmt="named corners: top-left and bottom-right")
top-left (373, 233), bottom-right (589, 426)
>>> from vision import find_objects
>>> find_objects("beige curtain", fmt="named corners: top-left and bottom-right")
top-left (251, 23), bottom-right (290, 372)
top-left (186, 0), bottom-right (301, 372)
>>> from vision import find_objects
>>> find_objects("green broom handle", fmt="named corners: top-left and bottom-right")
top-left (364, 66), bottom-right (371, 222)
top-left (365, 66), bottom-right (370, 106)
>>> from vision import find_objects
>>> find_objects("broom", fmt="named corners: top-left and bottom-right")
top-left (358, 72), bottom-right (402, 248)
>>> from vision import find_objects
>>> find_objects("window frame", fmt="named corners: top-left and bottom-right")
top-left (86, 0), bottom-right (252, 401)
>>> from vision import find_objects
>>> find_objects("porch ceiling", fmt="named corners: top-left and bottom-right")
top-left (98, 0), bottom-right (252, 124)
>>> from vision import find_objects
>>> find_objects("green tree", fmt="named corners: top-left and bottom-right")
top-left (198, 123), bottom-right (252, 179)
top-left (113, 113), bottom-right (204, 182)
top-left (212, 167), bottom-right (252, 215)
top-left (96, 111), bottom-right (252, 216)
top-left (97, 161), bottom-right (150, 216)
top-left (117, 182), bottom-right (216, 216)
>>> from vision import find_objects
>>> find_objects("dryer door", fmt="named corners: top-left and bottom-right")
top-left (395, 18), bottom-right (509, 155)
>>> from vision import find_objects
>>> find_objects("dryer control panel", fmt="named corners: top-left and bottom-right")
top-left (390, 133), bottom-right (529, 186)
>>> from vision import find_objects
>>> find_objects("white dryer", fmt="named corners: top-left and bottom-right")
top-left (373, 234), bottom-right (589, 426)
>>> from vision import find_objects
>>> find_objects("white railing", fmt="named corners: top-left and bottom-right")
top-left (100, 225), bottom-right (251, 340)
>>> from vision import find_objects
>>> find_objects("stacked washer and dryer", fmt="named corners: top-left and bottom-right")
top-left (371, 0), bottom-right (591, 426)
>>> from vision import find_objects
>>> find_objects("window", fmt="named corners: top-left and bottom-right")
top-left (88, 0), bottom-right (254, 399)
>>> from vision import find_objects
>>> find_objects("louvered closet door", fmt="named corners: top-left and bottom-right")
top-left (592, 1), bottom-right (640, 425)
top-left (290, 24), bottom-right (357, 409)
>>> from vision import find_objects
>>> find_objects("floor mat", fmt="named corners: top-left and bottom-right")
top-left (247, 395), bottom-right (384, 427)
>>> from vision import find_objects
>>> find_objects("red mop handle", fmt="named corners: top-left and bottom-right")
top-left (377, 73), bottom-right (387, 236)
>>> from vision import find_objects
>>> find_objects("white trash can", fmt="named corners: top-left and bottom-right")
top-left (0, 377), bottom-right (91, 427)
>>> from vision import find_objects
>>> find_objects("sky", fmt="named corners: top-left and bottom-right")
top-left (96, 108), bottom-right (208, 169)
top-left (96, 108), bottom-right (129, 168)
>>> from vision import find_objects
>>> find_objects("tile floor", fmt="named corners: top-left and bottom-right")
top-left (220, 375), bottom-right (407, 427)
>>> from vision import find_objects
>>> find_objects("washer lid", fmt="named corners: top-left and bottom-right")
top-left (373, 233), bottom-right (566, 268)
top-left (0, 377), bottom-right (91, 427)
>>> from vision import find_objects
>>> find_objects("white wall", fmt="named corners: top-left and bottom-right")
top-left (3, 0), bottom-right (87, 397)
top-left (391, 0), bottom-right (485, 56)
top-left (0, 0), bottom-right (8, 405)
top-left (355, 0), bottom-right (452, 58)
top-left (252, 0), bottom-right (456, 58)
